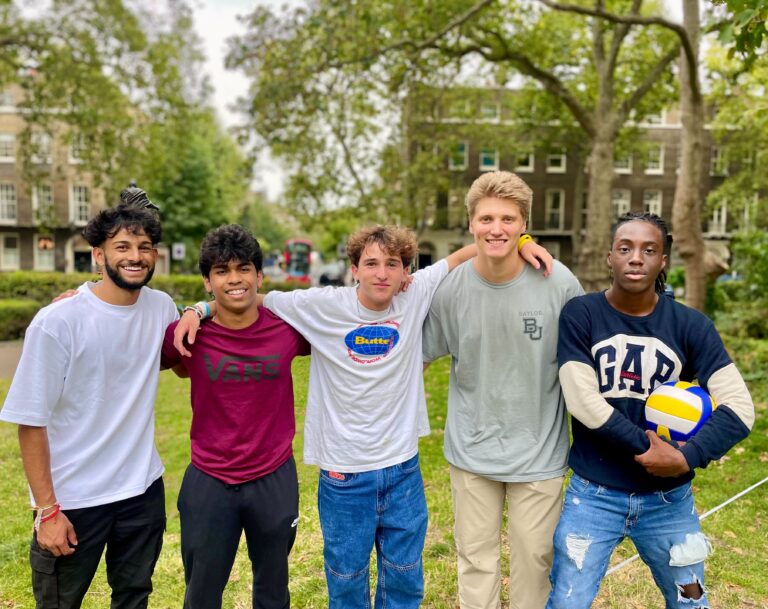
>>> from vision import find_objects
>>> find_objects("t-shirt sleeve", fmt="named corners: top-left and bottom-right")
top-left (263, 288), bottom-right (327, 338)
top-left (0, 324), bottom-right (69, 426)
top-left (161, 320), bottom-right (183, 369)
top-left (422, 299), bottom-right (449, 363)
top-left (411, 260), bottom-right (449, 303)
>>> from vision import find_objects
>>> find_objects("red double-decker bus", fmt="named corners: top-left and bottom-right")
top-left (284, 238), bottom-right (313, 283)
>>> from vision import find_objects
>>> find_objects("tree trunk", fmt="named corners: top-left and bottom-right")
top-left (672, 0), bottom-right (707, 311)
top-left (578, 131), bottom-right (616, 291)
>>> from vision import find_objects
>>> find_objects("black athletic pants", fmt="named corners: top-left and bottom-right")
top-left (29, 477), bottom-right (166, 609)
top-left (178, 457), bottom-right (299, 609)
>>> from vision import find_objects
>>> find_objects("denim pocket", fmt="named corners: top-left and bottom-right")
top-left (30, 543), bottom-right (58, 608)
top-left (659, 482), bottom-right (693, 504)
top-left (397, 453), bottom-right (420, 474)
top-left (319, 469), bottom-right (358, 487)
top-left (568, 473), bottom-right (594, 495)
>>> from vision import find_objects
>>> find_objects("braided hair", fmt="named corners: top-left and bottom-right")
top-left (611, 211), bottom-right (672, 295)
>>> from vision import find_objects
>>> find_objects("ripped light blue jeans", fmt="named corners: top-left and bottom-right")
top-left (546, 474), bottom-right (710, 609)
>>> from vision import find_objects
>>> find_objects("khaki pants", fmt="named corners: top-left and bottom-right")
top-left (449, 465), bottom-right (564, 609)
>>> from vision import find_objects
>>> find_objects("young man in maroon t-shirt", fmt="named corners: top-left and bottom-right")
top-left (161, 225), bottom-right (310, 609)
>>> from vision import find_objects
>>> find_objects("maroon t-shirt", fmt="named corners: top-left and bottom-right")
top-left (162, 307), bottom-right (310, 484)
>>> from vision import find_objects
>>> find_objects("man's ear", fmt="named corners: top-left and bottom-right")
top-left (350, 264), bottom-right (359, 283)
top-left (203, 276), bottom-right (212, 294)
top-left (92, 246), bottom-right (104, 267)
top-left (256, 270), bottom-right (264, 291)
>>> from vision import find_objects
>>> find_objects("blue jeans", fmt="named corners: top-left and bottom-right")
top-left (317, 453), bottom-right (428, 609)
top-left (546, 474), bottom-right (711, 609)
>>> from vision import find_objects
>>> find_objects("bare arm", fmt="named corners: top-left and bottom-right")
top-left (18, 425), bottom-right (77, 556)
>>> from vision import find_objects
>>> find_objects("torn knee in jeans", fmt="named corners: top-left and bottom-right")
top-left (676, 575), bottom-right (708, 605)
top-left (669, 532), bottom-right (712, 567)
top-left (565, 534), bottom-right (592, 571)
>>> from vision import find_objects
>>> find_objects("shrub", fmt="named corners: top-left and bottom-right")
top-left (0, 299), bottom-right (42, 340)
top-left (0, 271), bottom-right (309, 308)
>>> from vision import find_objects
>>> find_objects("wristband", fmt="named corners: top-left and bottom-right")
top-left (517, 233), bottom-right (534, 251)
top-left (183, 305), bottom-right (204, 321)
top-left (33, 503), bottom-right (61, 532)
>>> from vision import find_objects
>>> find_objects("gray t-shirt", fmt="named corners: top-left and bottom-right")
top-left (422, 259), bottom-right (583, 481)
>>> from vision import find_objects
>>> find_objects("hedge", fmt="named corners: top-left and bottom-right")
top-left (0, 271), bottom-right (310, 340)
top-left (0, 299), bottom-right (42, 340)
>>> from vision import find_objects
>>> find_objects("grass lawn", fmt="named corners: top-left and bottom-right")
top-left (0, 336), bottom-right (766, 608)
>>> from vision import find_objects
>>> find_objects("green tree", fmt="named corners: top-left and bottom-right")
top-left (227, 0), bottom-right (679, 290)
top-left (710, 0), bottom-right (768, 63)
top-left (236, 193), bottom-right (291, 254)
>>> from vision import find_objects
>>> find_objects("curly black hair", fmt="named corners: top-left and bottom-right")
top-left (82, 202), bottom-right (162, 247)
top-left (199, 224), bottom-right (263, 277)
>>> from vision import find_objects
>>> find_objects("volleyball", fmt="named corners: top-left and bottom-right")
top-left (645, 381), bottom-right (716, 442)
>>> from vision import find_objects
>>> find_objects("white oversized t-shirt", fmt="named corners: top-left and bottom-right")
top-left (264, 260), bottom-right (448, 472)
top-left (0, 282), bottom-right (179, 509)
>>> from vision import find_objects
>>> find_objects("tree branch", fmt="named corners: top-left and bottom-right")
top-left (324, 0), bottom-right (496, 70)
top-left (619, 46), bottom-right (680, 122)
top-left (537, 0), bottom-right (700, 101)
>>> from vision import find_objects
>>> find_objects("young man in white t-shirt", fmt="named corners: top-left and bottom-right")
top-left (0, 196), bottom-right (178, 609)
top-left (173, 225), bottom-right (552, 608)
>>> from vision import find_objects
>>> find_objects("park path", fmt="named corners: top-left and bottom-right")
top-left (0, 340), bottom-right (23, 379)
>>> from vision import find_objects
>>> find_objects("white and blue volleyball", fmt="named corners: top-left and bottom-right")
top-left (645, 381), bottom-right (716, 442)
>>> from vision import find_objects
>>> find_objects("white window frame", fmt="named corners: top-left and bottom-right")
top-left (642, 110), bottom-right (665, 125)
top-left (515, 152), bottom-right (534, 172)
top-left (546, 151), bottom-right (566, 173)
top-left (0, 232), bottom-right (20, 270)
top-left (70, 184), bottom-right (91, 225)
top-left (710, 146), bottom-right (729, 176)
top-left (449, 141), bottom-right (468, 171)
top-left (32, 183), bottom-right (55, 224)
top-left (644, 144), bottom-right (665, 175)
top-left (0, 89), bottom-right (14, 110)
top-left (545, 189), bottom-right (565, 230)
top-left (611, 189), bottom-right (631, 220)
top-left (447, 99), bottom-right (471, 119)
top-left (34, 234), bottom-right (56, 271)
top-left (479, 101), bottom-right (500, 121)
top-left (0, 183), bottom-right (17, 225)
top-left (31, 133), bottom-right (52, 164)
top-left (0, 133), bottom-right (15, 163)
top-left (613, 152), bottom-right (633, 174)
top-left (643, 189), bottom-right (663, 216)
top-left (479, 147), bottom-right (499, 172)
top-left (69, 134), bottom-right (86, 164)
top-left (708, 200), bottom-right (728, 234)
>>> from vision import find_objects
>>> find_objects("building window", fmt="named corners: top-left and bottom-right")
top-left (34, 235), bottom-right (56, 271)
top-left (32, 183), bottom-right (55, 223)
top-left (643, 190), bottom-right (663, 216)
top-left (545, 189), bottom-right (565, 230)
top-left (479, 101), bottom-right (500, 120)
top-left (611, 189), bottom-right (631, 220)
top-left (69, 134), bottom-right (86, 163)
top-left (0, 133), bottom-right (15, 163)
top-left (70, 185), bottom-right (90, 224)
top-left (708, 201), bottom-right (728, 234)
top-left (644, 144), bottom-right (664, 174)
top-left (614, 152), bottom-right (633, 174)
top-left (515, 152), bottom-right (534, 172)
top-left (447, 100), bottom-right (470, 119)
top-left (449, 142), bottom-right (468, 170)
top-left (642, 110), bottom-right (665, 125)
top-left (1, 233), bottom-right (20, 270)
top-left (32, 133), bottom-right (52, 164)
top-left (539, 240), bottom-right (561, 260)
top-left (546, 151), bottom-right (566, 173)
top-left (710, 146), bottom-right (729, 176)
top-left (581, 191), bottom-right (589, 232)
top-left (479, 147), bottom-right (499, 171)
top-left (0, 183), bottom-right (17, 223)
top-left (448, 189), bottom-right (467, 228)
top-left (0, 89), bottom-right (13, 108)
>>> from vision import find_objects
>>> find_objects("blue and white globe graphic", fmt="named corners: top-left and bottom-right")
top-left (345, 325), bottom-right (400, 357)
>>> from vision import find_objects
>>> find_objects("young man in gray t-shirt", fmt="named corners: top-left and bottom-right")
top-left (423, 171), bottom-right (583, 609)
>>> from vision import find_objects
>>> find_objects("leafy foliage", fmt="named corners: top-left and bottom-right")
top-left (710, 0), bottom-right (768, 63)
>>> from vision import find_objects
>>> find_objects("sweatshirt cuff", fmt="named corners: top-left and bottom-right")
top-left (680, 442), bottom-right (706, 471)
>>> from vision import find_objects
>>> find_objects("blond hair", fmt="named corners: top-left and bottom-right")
top-left (465, 171), bottom-right (532, 223)
top-left (346, 225), bottom-right (418, 267)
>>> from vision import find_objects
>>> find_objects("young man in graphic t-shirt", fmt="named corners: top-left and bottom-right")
top-left (161, 225), bottom-right (310, 609)
top-left (173, 225), bottom-right (553, 609)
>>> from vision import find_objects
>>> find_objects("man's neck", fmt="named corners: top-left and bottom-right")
top-left (212, 304), bottom-right (260, 329)
top-left (473, 252), bottom-right (525, 284)
top-left (604, 286), bottom-right (659, 316)
top-left (90, 279), bottom-right (141, 306)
